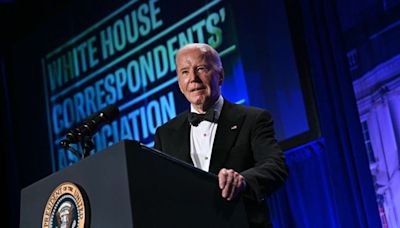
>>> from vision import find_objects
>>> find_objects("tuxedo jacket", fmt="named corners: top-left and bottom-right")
top-left (154, 100), bottom-right (288, 227)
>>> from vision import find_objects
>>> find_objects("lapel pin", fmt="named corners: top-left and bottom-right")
top-left (231, 125), bottom-right (238, 130)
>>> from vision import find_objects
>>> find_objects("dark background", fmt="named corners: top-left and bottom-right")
top-left (2, 0), bottom-right (394, 227)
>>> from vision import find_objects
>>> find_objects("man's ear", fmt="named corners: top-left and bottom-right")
top-left (218, 68), bottom-right (224, 86)
top-left (178, 77), bottom-right (185, 94)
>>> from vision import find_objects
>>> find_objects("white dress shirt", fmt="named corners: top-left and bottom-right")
top-left (190, 96), bottom-right (224, 172)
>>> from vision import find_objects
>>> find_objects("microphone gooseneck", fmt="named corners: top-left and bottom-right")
top-left (60, 105), bottom-right (120, 159)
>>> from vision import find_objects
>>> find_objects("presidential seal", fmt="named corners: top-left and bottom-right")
top-left (42, 182), bottom-right (88, 228)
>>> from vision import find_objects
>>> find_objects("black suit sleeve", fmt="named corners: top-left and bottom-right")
top-left (241, 111), bottom-right (288, 202)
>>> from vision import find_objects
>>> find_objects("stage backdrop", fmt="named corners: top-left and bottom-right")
top-left (13, 0), bottom-right (318, 171)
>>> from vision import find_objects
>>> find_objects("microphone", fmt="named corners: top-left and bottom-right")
top-left (61, 104), bottom-right (120, 145)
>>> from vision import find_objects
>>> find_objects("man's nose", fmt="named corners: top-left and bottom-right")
top-left (189, 70), bottom-right (200, 82)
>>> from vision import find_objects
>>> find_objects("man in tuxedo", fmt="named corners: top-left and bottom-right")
top-left (154, 43), bottom-right (288, 227)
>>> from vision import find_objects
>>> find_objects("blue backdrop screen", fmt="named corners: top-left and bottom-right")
top-left (16, 0), bottom-right (316, 170)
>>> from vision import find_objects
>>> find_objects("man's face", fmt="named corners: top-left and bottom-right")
top-left (176, 47), bottom-right (223, 111)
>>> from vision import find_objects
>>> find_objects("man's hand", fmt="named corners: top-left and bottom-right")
top-left (218, 168), bottom-right (246, 201)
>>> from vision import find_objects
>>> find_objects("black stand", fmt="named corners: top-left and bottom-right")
top-left (20, 140), bottom-right (249, 227)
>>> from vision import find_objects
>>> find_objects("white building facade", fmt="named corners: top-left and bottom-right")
top-left (353, 54), bottom-right (400, 228)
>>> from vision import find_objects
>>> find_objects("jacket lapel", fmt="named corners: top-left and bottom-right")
top-left (172, 112), bottom-right (193, 165)
top-left (209, 101), bottom-right (244, 174)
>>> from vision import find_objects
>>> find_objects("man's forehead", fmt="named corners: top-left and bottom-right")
top-left (177, 49), bottom-right (208, 65)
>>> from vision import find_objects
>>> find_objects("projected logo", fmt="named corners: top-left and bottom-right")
top-left (41, 0), bottom-right (248, 171)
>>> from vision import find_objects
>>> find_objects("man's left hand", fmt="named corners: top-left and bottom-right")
top-left (218, 168), bottom-right (246, 201)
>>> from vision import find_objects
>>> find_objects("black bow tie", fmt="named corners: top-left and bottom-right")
top-left (188, 110), bottom-right (216, 126)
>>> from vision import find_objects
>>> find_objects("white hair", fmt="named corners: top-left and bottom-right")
top-left (176, 43), bottom-right (223, 71)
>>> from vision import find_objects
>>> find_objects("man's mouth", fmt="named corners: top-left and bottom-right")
top-left (190, 87), bottom-right (206, 92)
